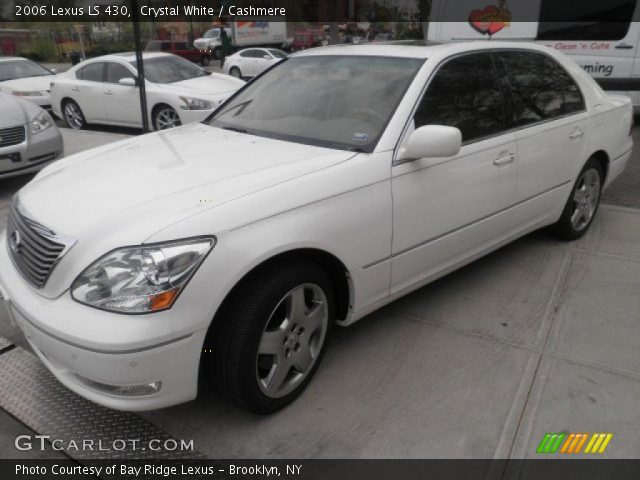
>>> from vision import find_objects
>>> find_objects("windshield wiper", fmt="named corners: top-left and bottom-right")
top-left (222, 126), bottom-right (248, 134)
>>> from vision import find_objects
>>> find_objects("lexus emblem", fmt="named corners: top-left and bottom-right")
top-left (9, 230), bottom-right (21, 253)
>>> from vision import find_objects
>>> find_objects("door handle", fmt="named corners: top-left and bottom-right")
top-left (569, 128), bottom-right (584, 139)
top-left (104, 90), bottom-right (114, 95)
top-left (615, 43), bottom-right (633, 49)
top-left (71, 86), bottom-right (80, 91)
top-left (493, 153), bottom-right (515, 166)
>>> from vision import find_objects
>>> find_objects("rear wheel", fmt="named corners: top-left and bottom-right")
top-left (553, 158), bottom-right (603, 240)
top-left (229, 66), bottom-right (242, 78)
top-left (205, 261), bottom-right (334, 414)
top-left (63, 99), bottom-right (86, 130)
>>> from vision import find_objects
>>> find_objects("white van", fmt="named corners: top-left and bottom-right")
top-left (426, 0), bottom-right (640, 108)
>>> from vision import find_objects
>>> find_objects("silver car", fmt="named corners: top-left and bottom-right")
top-left (0, 91), bottom-right (63, 179)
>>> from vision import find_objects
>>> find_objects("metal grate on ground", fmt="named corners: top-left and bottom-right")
top-left (0, 337), bottom-right (205, 465)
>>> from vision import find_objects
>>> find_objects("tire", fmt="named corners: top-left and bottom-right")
top-left (152, 105), bottom-right (181, 130)
top-left (213, 47), bottom-right (222, 60)
top-left (552, 157), bottom-right (603, 240)
top-left (62, 99), bottom-right (86, 130)
top-left (229, 66), bottom-right (241, 79)
top-left (202, 55), bottom-right (210, 66)
top-left (205, 260), bottom-right (334, 414)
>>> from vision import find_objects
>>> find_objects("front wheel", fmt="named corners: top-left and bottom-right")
top-left (205, 261), bottom-right (334, 414)
top-left (229, 66), bottom-right (241, 78)
top-left (152, 105), bottom-right (181, 130)
top-left (201, 55), bottom-right (210, 66)
top-left (553, 158), bottom-right (603, 240)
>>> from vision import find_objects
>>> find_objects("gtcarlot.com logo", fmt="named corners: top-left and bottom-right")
top-left (536, 432), bottom-right (613, 454)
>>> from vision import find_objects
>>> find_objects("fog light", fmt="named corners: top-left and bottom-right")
top-left (75, 375), bottom-right (162, 396)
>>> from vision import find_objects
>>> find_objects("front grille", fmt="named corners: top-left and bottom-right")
top-left (6, 200), bottom-right (75, 288)
top-left (0, 126), bottom-right (26, 148)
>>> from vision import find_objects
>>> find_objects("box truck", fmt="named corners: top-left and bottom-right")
top-left (194, 21), bottom-right (287, 64)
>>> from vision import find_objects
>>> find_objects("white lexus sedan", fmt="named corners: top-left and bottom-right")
top-left (0, 43), bottom-right (631, 414)
top-left (222, 48), bottom-right (288, 79)
top-left (50, 52), bottom-right (244, 130)
top-left (0, 57), bottom-right (58, 110)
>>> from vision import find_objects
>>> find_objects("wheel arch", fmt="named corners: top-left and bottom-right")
top-left (210, 247), bottom-right (352, 329)
top-left (590, 149), bottom-right (609, 182)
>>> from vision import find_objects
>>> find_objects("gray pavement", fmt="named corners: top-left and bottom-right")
top-left (0, 120), bottom-right (638, 460)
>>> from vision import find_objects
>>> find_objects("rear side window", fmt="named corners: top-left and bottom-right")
top-left (76, 62), bottom-right (104, 82)
top-left (174, 42), bottom-right (189, 50)
top-left (537, 0), bottom-right (636, 40)
top-left (414, 52), bottom-right (507, 143)
top-left (497, 51), bottom-right (585, 127)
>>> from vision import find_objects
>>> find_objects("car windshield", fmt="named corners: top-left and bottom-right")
top-left (268, 49), bottom-right (287, 59)
top-left (133, 56), bottom-right (208, 83)
top-left (203, 29), bottom-right (221, 38)
top-left (0, 60), bottom-right (52, 82)
top-left (207, 55), bottom-right (423, 151)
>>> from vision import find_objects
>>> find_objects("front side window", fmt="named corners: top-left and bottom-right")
top-left (207, 55), bottom-right (423, 152)
top-left (0, 60), bottom-right (52, 82)
top-left (77, 62), bottom-right (104, 82)
top-left (240, 49), bottom-right (259, 58)
top-left (414, 53), bottom-right (507, 143)
top-left (132, 55), bottom-right (208, 83)
top-left (537, 0), bottom-right (635, 40)
top-left (497, 51), bottom-right (585, 127)
top-left (105, 62), bottom-right (134, 84)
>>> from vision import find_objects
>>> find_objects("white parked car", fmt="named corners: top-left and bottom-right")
top-left (50, 52), bottom-right (244, 130)
top-left (223, 48), bottom-right (288, 78)
top-left (0, 57), bottom-right (58, 110)
top-left (0, 43), bottom-right (632, 414)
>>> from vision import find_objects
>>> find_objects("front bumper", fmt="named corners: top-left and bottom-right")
top-left (0, 124), bottom-right (63, 179)
top-left (0, 237), bottom-right (207, 411)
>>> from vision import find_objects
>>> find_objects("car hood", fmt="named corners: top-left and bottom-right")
top-left (18, 122), bottom-right (355, 238)
top-left (154, 74), bottom-right (244, 97)
top-left (0, 93), bottom-right (28, 127)
top-left (0, 75), bottom-right (55, 93)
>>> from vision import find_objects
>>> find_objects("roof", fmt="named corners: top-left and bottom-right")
top-left (92, 52), bottom-right (172, 62)
top-left (0, 56), bottom-right (27, 62)
top-left (293, 41), bottom-right (554, 59)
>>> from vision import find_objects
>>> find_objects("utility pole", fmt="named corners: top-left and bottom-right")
top-left (130, 0), bottom-right (150, 133)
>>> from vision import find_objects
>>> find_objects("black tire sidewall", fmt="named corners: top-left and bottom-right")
top-left (212, 261), bottom-right (334, 414)
top-left (555, 158), bottom-right (603, 240)
top-left (230, 67), bottom-right (241, 78)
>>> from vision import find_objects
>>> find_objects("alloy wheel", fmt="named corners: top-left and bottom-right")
top-left (64, 102), bottom-right (83, 129)
top-left (154, 108), bottom-right (181, 130)
top-left (570, 168), bottom-right (601, 231)
top-left (256, 283), bottom-right (329, 398)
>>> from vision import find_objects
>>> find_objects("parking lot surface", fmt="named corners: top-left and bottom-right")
top-left (0, 123), bottom-right (638, 460)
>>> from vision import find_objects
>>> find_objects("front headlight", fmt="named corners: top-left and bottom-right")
top-left (179, 96), bottom-right (213, 110)
top-left (30, 111), bottom-right (53, 134)
top-left (71, 237), bottom-right (215, 313)
top-left (13, 91), bottom-right (44, 97)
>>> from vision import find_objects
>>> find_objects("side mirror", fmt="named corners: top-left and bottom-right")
top-left (263, 55), bottom-right (271, 60)
top-left (49, 68), bottom-right (58, 74)
top-left (402, 125), bottom-right (462, 161)
top-left (118, 77), bottom-right (137, 87)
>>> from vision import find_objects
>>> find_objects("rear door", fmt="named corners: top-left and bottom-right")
top-left (536, 0), bottom-right (640, 104)
top-left (495, 50), bottom-right (588, 228)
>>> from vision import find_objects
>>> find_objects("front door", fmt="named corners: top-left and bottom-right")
top-left (103, 62), bottom-right (142, 127)
top-left (391, 52), bottom-right (518, 293)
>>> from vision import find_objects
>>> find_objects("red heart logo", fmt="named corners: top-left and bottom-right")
top-left (468, 5), bottom-right (511, 36)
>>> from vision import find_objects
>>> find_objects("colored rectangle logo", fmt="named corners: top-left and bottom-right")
top-left (537, 433), bottom-right (613, 454)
